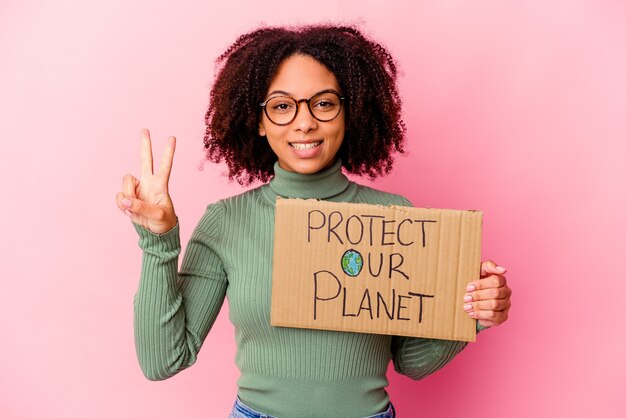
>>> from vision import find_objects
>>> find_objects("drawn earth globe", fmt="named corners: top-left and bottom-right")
top-left (341, 249), bottom-right (363, 277)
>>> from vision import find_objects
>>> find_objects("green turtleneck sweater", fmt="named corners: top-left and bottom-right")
top-left (132, 159), bottom-right (484, 418)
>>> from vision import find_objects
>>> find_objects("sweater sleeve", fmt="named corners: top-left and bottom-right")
top-left (389, 194), bottom-right (487, 380)
top-left (390, 337), bottom-right (465, 380)
top-left (132, 202), bottom-right (227, 381)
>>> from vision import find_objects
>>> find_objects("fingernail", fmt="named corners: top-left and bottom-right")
top-left (466, 284), bottom-right (476, 292)
top-left (122, 198), bottom-right (131, 208)
top-left (468, 311), bottom-right (475, 316)
top-left (463, 295), bottom-right (472, 302)
top-left (124, 209), bottom-right (132, 217)
top-left (464, 304), bottom-right (472, 311)
top-left (496, 266), bottom-right (506, 272)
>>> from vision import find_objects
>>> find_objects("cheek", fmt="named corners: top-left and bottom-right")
top-left (333, 115), bottom-right (346, 140)
top-left (265, 126), bottom-right (287, 143)
top-left (330, 123), bottom-right (346, 146)
top-left (265, 128), bottom-right (289, 154)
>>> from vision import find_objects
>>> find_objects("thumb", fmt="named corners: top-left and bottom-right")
top-left (121, 196), bottom-right (164, 220)
top-left (480, 260), bottom-right (507, 277)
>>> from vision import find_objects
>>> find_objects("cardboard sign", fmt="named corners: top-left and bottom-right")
top-left (270, 198), bottom-right (482, 342)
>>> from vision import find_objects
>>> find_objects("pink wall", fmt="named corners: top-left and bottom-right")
top-left (1, 1), bottom-right (624, 417)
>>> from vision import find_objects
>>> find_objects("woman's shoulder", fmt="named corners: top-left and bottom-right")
top-left (214, 184), bottom-right (264, 203)
top-left (352, 182), bottom-right (414, 207)
top-left (193, 186), bottom-right (266, 235)
top-left (202, 184), bottom-right (267, 216)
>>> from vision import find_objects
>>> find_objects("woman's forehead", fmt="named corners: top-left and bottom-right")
top-left (266, 54), bottom-right (340, 97)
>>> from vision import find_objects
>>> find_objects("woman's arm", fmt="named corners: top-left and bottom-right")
top-left (390, 322), bottom-right (486, 381)
top-left (116, 130), bottom-right (228, 380)
top-left (390, 337), bottom-right (467, 381)
top-left (391, 260), bottom-right (510, 381)
top-left (132, 203), bottom-right (227, 381)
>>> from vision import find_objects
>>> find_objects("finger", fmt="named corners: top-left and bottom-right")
top-left (464, 286), bottom-right (510, 302)
top-left (158, 136), bottom-right (176, 183)
top-left (466, 274), bottom-right (507, 292)
top-left (467, 309), bottom-right (508, 325)
top-left (116, 191), bottom-right (129, 214)
top-left (117, 192), bottom-right (134, 218)
top-left (140, 128), bottom-right (154, 177)
top-left (464, 298), bottom-right (510, 313)
top-left (122, 196), bottom-right (166, 220)
top-left (481, 260), bottom-right (506, 277)
top-left (477, 320), bottom-right (495, 329)
top-left (123, 174), bottom-right (139, 198)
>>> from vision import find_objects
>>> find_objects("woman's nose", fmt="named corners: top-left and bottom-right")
top-left (292, 101), bottom-right (318, 132)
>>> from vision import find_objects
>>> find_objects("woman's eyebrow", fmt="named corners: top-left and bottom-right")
top-left (266, 90), bottom-right (291, 97)
top-left (265, 88), bottom-right (341, 99)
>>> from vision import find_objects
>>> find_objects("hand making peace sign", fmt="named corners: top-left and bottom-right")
top-left (115, 129), bottom-right (178, 234)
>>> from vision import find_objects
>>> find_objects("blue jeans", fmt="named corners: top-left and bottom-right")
top-left (228, 396), bottom-right (396, 418)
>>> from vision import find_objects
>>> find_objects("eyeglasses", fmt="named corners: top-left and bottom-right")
top-left (259, 89), bottom-right (346, 126)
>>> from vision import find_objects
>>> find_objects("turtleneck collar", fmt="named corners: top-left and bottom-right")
top-left (264, 158), bottom-right (353, 202)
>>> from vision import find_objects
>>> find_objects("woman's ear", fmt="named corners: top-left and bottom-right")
top-left (258, 122), bottom-right (266, 137)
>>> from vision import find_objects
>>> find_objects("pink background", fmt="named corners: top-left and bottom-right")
top-left (1, 1), bottom-right (625, 417)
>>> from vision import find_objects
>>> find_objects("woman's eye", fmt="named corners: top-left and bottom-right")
top-left (272, 102), bottom-right (294, 112)
top-left (314, 100), bottom-right (336, 110)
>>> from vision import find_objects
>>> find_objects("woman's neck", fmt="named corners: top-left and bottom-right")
top-left (267, 158), bottom-right (351, 200)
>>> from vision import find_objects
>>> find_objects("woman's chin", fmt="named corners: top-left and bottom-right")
top-left (280, 157), bottom-right (335, 175)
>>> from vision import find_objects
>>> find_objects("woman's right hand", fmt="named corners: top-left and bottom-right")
top-left (116, 129), bottom-right (178, 234)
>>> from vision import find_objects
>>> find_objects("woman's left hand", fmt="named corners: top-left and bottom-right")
top-left (463, 260), bottom-right (512, 328)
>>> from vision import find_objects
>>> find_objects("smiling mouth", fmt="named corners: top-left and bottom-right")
top-left (289, 141), bottom-right (322, 150)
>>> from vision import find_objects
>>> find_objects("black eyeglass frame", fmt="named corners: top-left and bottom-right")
top-left (259, 89), bottom-right (347, 126)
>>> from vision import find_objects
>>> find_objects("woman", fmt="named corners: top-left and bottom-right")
top-left (116, 25), bottom-right (511, 418)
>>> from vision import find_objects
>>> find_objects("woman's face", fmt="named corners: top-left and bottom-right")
top-left (259, 54), bottom-right (345, 175)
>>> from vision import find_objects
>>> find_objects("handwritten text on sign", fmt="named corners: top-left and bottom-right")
top-left (270, 199), bottom-right (482, 342)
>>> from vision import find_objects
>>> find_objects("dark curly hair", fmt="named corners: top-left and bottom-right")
top-left (203, 24), bottom-right (406, 185)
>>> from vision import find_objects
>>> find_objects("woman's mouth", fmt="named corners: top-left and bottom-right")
top-left (288, 140), bottom-right (323, 158)
top-left (289, 141), bottom-right (322, 150)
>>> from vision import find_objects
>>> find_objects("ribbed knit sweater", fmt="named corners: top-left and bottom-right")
top-left (132, 158), bottom-right (484, 418)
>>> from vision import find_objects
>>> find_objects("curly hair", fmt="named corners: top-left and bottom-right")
top-left (203, 24), bottom-right (406, 185)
